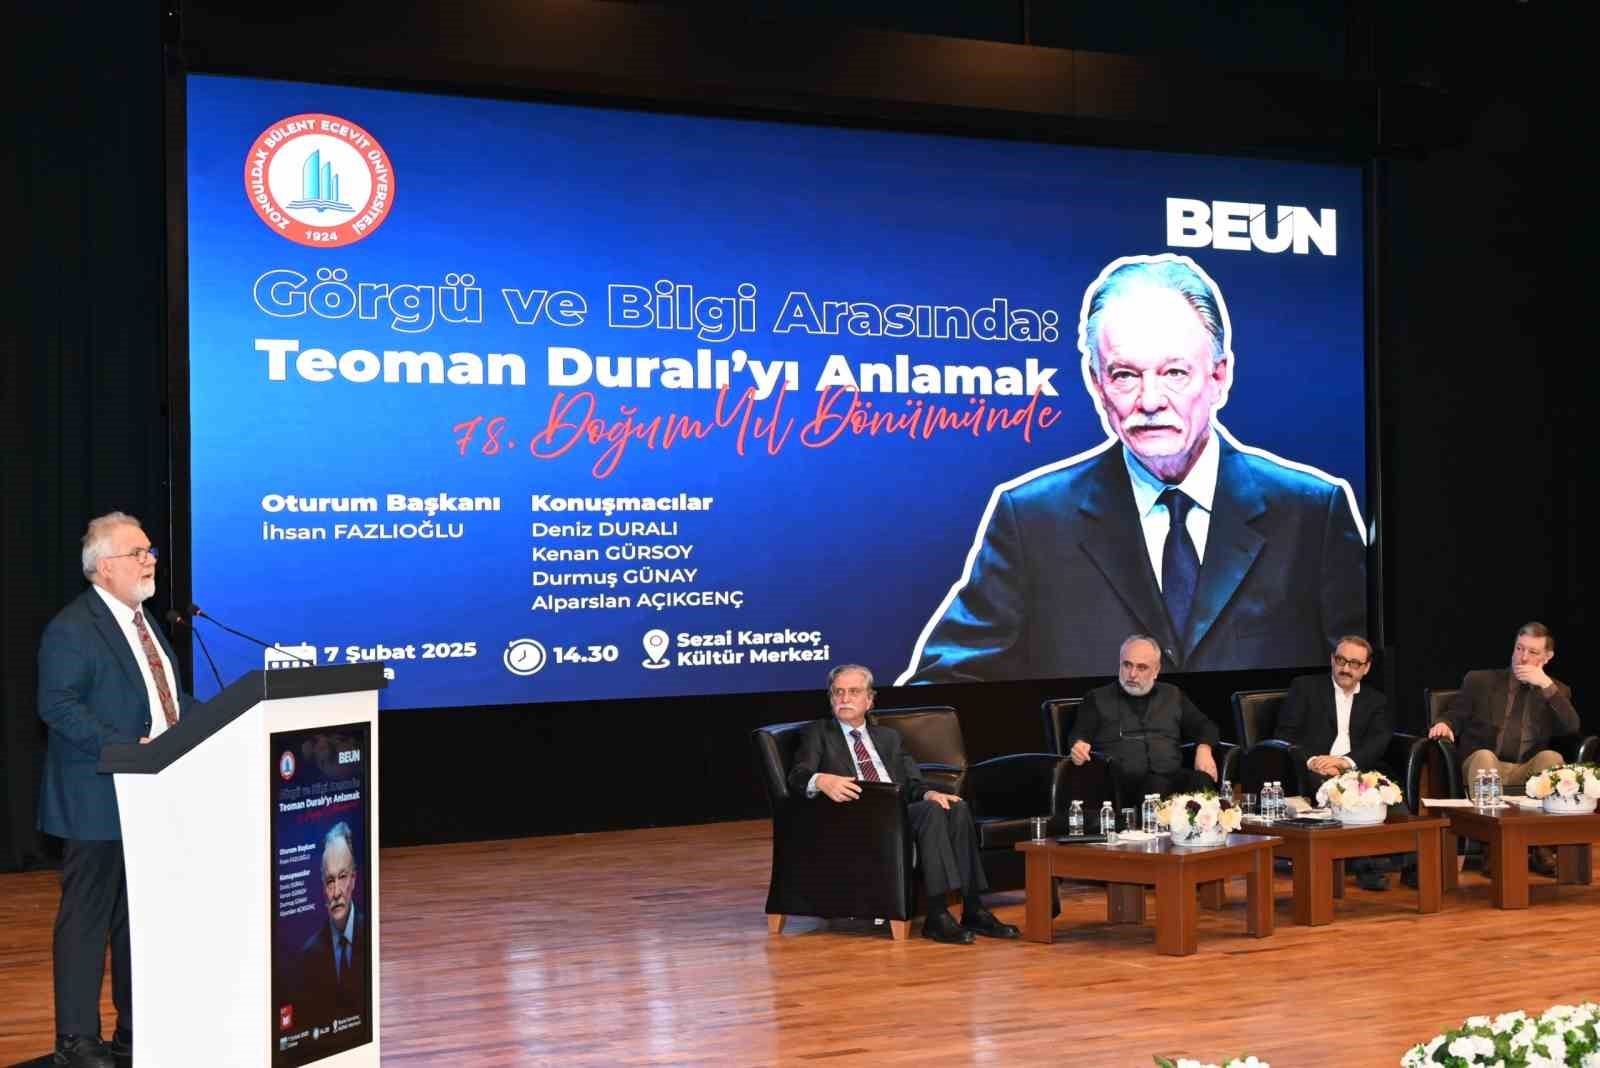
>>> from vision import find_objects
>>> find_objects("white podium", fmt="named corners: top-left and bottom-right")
top-left (99, 663), bottom-right (385, 1068)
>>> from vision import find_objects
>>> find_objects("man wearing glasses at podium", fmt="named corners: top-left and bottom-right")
top-left (37, 512), bottom-right (193, 1068)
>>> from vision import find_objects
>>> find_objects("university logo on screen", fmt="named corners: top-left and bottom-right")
top-left (1166, 197), bottom-right (1337, 255)
top-left (244, 113), bottom-right (395, 247)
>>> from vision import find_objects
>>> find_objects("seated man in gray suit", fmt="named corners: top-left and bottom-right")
top-left (786, 664), bottom-right (1019, 945)
top-left (1065, 634), bottom-right (1220, 804)
top-left (1428, 622), bottom-right (1578, 874)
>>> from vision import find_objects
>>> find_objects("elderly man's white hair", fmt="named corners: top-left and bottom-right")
top-left (81, 511), bottom-right (143, 578)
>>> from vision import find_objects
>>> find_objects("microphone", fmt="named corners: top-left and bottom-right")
top-left (166, 607), bottom-right (225, 693)
top-left (188, 603), bottom-right (317, 666)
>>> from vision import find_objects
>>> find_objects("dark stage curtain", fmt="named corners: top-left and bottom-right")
top-left (2, 4), bottom-right (171, 870)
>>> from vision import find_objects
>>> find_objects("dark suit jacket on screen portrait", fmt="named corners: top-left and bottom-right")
top-left (785, 718), bottom-right (932, 802)
top-left (284, 906), bottom-right (370, 1030)
top-left (903, 437), bottom-right (1366, 682)
top-left (1275, 674), bottom-right (1392, 772)
top-left (37, 587), bottom-right (196, 840)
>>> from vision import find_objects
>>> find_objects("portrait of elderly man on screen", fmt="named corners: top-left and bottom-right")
top-left (900, 254), bottom-right (1366, 683)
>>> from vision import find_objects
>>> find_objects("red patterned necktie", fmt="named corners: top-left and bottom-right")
top-left (133, 611), bottom-right (180, 728)
top-left (849, 729), bottom-right (882, 782)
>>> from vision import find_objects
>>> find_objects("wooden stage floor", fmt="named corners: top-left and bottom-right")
top-left (2, 820), bottom-right (1596, 1067)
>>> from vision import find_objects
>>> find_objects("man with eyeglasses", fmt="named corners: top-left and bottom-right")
top-left (37, 512), bottom-right (194, 1067)
top-left (1275, 636), bottom-right (1393, 889)
top-left (903, 254), bottom-right (1366, 685)
top-left (1276, 636), bottom-right (1392, 791)
top-left (1427, 622), bottom-right (1578, 876)
top-left (1065, 634), bottom-right (1220, 804)
top-left (786, 664), bottom-right (1020, 945)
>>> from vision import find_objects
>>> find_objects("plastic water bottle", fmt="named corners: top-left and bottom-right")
top-left (1486, 767), bottom-right (1502, 809)
top-left (1264, 782), bottom-right (1280, 821)
top-left (1141, 794), bottom-right (1159, 834)
top-left (1099, 801), bottom-right (1116, 838)
top-left (1069, 800), bottom-right (1085, 836)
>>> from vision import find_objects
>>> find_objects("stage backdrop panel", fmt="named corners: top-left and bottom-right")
top-left (185, 73), bottom-right (1366, 708)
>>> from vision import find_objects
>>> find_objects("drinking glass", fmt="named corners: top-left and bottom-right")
top-left (1217, 781), bottom-right (1234, 805)
top-left (1030, 816), bottom-right (1049, 841)
top-left (1242, 792), bottom-right (1259, 816)
top-left (1121, 807), bottom-right (1137, 833)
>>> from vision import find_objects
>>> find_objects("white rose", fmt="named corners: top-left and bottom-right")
top-left (1220, 807), bottom-right (1243, 832)
top-left (1557, 777), bottom-right (1580, 798)
top-left (1544, 1036), bottom-right (1568, 1063)
top-left (1492, 1011), bottom-right (1527, 1033)
top-left (1558, 767), bottom-right (1578, 782)
top-left (1584, 775), bottom-right (1600, 799)
top-left (1465, 1015), bottom-right (1491, 1028)
top-left (1581, 1053), bottom-right (1600, 1068)
top-left (1196, 807), bottom-right (1217, 830)
top-left (1527, 777), bottom-right (1551, 798)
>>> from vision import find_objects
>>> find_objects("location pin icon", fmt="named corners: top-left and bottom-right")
top-left (642, 628), bottom-right (670, 668)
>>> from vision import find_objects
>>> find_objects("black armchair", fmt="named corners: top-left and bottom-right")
top-left (1040, 697), bottom-right (1234, 804)
top-left (1230, 689), bottom-right (1303, 795)
top-left (1419, 685), bottom-right (1597, 800)
top-left (751, 720), bottom-right (918, 939)
top-left (1041, 698), bottom-right (1123, 814)
top-left (872, 706), bottom-right (1073, 891)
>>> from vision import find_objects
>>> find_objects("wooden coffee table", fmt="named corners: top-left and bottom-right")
top-left (1258, 811), bottom-right (1447, 925)
top-left (1015, 833), bottom-right (1277, 956)
top-left (1432, 803), bottom-right (1599, 908)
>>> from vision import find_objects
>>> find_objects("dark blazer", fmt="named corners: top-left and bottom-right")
top-left (785, 717), bottom-right (932, 802)
top-left (1068, 681), bottom-right (1219, 776)
top-left (1439, 669), bottom-right (1579, 761)
top-left (906, 437), bottom-right (1366, 682)
top-left (37, 587), bottom-right (196, 840)
top-left (284, 906), bottom-right (369, 1029)
top-left (1275, 674), bottom-right (1392, 771)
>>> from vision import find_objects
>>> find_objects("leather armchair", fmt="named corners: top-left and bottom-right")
top-left (872, 706), bottom-right (1072, 891)
top-left (751, 720), bottom-right (918, 938)
top-left (1041, 697), bottom-right (1234, 804)
top-left (1230, 689), bottom-right (1301, 795)
top-left (1422, 685), bottom-right (1597, 796)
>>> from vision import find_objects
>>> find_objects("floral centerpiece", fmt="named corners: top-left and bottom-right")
top-left (1401, 1001), bottom-right (1600, 1066)
top-left (1155, 1057), bottom-right (1268, 1068)
top-left (1524, 763), bottom-right (1600, 814)
top-left (1315, 769), bottom-right (1403, 825)
top-left (1158, 791), bottom-right (1242, 847)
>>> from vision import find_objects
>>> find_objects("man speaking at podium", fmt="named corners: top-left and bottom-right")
top-left (37, 512), bottom-right (194, 1067)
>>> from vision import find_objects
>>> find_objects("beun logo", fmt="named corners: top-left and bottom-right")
top-left (1166, 198), bottom-right (1337, 256)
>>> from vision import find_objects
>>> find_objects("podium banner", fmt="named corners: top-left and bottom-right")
top-left (270, 724), bottom-right (374, 1066)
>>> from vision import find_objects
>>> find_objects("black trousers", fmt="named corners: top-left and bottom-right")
top-left (53, 838), bottom-right (131, 1038)
top-left (1115, 767), bottom-right (1217, 808)
top-left (907, 799), bottom-right (988, 900)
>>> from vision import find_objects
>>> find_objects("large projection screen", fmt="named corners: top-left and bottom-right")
top-left (185, 73), bottom-right (1367, 709)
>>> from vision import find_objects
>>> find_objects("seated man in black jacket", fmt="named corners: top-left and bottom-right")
top-left (786, 664), bottom-right (1020, 945)
top-left (1066, 634), bottom-right (1220, 802)
top-left (1276, 636), bottom-right (1392, 796)
top-left (1277, 635), bottom-right (1395, 889)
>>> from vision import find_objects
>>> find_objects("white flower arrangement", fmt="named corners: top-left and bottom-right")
top-left (1524, 763), bottom-right (1600, 801)
top-left (1401, 1001), bottom-right (1600, 1066)
top-left (1158, 791), bottom-right (1243, 841)
top-left (1155, 1057), bottom-right (1268, 1068)
top-left (1315, 769), bottom-right (1403, 811)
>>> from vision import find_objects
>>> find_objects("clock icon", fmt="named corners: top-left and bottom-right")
top-left (503, 638), bottom-right (548, 676)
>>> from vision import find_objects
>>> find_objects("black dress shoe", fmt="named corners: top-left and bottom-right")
top-left (1400, 866), bottom-right (1419, 889)
top-left (1529, 847), bottom-right (1558, 877)
top-left (54, 1034), bottom-right (114, 1068)
top-left (922, 909), bottom-right (976, 945)
top-left (108, 1029), bottom-right (132, 1058)
top-left (961, 904), bottom-right (1021, 939)
top-left (1356, 869), bottom-right (1389, 891)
